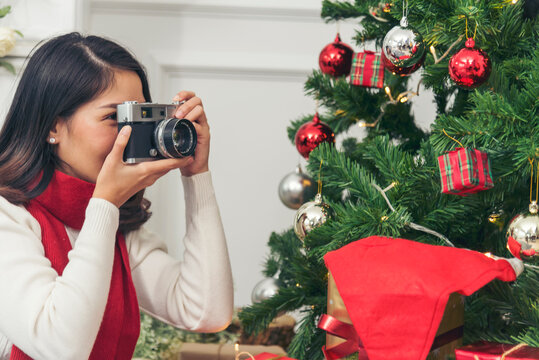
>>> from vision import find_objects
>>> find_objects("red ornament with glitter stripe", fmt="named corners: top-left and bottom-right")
top-left (350, 51), bottom-right (385, 88)
top-left (437, 148), bottom-right (494, 196)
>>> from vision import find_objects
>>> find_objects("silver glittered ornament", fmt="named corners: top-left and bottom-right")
top-left (293, 193), bottom-right (331, 241)
top-left (278, 165), bottom-right (317, 210)
top-left (381, 16), bottom-right (426, 76)
top-left (251, 277), bottom-right (279, 303)
top-left (506, 201), bottom-right (539, 259)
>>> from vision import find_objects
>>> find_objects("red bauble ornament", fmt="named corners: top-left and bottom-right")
top-left (449, 38), bottom-right (491, 89)
top-left (295, 113), bottom-right (335, 159)
top-left (319, 34), bottom-right (354, 77)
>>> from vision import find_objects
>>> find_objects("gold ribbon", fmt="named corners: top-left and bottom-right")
top-left (501, 343), bottom-right (527, 359)
top-left (465, 17), bottom-right (478, 39)
top-left (318, 159), bottom-right (324, 195)
top-left (442, 128), bottom-right (464, 148)
top-left (235, 352), bottom-right (256, 360)
top-left (232, 343), bottom-right (256, 360)
top-left (472, 343), bottom-right (528, 360)
top-left (529, 158), bottom-right (538, 204)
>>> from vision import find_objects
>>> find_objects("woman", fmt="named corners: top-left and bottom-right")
top-left (0, 32), bottom-right (233, 359)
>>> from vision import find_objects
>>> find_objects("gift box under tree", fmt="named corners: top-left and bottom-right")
top-left (177, 344), bottom-right (287, 360)
top-left (252, 353), bottom-right (297, 360)
top-left (317, 236), bottom-right (521, 360)
top-left (322, 272), bottom-right (464, 360)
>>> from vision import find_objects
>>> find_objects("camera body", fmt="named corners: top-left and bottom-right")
top-left (117, 101), bottom-right (197, 164)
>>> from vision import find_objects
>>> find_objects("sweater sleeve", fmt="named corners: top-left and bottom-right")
top-left (127, 171), bottom-right (234, 332)
top-left (0, 196), bottom-right (119, 360)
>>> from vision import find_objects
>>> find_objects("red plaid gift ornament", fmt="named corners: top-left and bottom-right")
top-left (350, 51), bottom-right (384, 88)
top-left (437, 147), bottom-right (494, 196)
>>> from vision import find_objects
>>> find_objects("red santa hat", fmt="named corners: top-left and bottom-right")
top-left (321, 236), bottom-right (523, 360)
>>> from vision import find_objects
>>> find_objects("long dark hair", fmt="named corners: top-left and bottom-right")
top-left (0, 32), bottom-right (151, 232)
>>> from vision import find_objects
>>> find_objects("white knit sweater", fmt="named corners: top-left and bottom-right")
top-left (0, 171), bottom-right (233, 360)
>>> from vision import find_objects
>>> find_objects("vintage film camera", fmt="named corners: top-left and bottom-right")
top-left (117, 101), bottom-right (197, 163)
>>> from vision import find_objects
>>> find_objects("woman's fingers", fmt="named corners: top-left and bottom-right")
top-left (173, 91), bottom-right (196, 102)
top-left (181, 105), bottom-right (208, 127)
top-left (175, 97), bottom-right (203, 119)
top-left (136, 157), bottom-right (194, 175)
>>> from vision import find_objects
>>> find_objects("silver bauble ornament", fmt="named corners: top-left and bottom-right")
top-left (382, 16), bottom-right (426, 76)
top-left (278, 165), bottom-right (317, 210)
top-left (293, 193), bottom-right (331, 241)
top-left (251, 277), bottom-right (279, 303)
top-left (506, 201), bottom-right (539, 259)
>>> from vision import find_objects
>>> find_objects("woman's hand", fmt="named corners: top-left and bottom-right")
top-left (92, 126), bottom-right (194, 208)
top-left (172, 91), bottom-right (210, 177)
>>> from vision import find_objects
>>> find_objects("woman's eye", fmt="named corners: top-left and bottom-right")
top-left (106, 113), bottom-right (117, 121)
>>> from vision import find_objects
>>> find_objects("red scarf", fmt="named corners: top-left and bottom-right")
top-left (10, 170), bottom-right (140, 360)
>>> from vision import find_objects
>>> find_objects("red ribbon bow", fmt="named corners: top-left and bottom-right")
top-left (318, 314), bottom-right (369, 360)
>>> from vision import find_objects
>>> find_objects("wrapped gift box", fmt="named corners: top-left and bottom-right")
top-left (253, 352), bottom-right (297, 360)
top-left (349, 50), bottom-right (384, 88)
top-left (438, 147), bottom-right (494, 196)
top-left (238, 313), bottom-right (295, 349)
top-left (177, 343), bottom-right (286, 360)
top-left (455, 341), bottom-right (539, 360)
top-left (326, 272), bottom-right (464, 360)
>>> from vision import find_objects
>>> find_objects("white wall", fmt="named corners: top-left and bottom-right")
top-left (85, 0), bottom-right (366, 307)
top-left (0, 0), bottom-right (81, 117)
top-left (0, 0), bottom-right (436, 307)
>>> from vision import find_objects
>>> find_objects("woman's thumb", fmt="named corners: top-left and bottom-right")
top-left (111, 125), bottom-right (132, 161)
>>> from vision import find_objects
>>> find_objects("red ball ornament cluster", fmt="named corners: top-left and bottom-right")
top-left (295, 113), bottom-right (335, 159)
top-left (449, 38), bottom-right (491, 89)
top-left (319, 34), bottom-right (354, 77)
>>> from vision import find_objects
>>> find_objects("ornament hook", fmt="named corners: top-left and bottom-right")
top-left (318, 159), bottom-right (324, 195)
top-left (402, 0), bottom-right (409, 20)
top-left (529, 158), bottom-right (539, 212)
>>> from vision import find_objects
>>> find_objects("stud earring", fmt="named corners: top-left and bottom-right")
top-left (48, 137), bottom-right (56, 144)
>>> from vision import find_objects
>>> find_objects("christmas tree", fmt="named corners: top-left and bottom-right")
top-left (239, 0), bottom-right (539, 359)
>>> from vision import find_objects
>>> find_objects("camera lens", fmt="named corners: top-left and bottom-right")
top-left (154, 118), bottom-right (197, 158)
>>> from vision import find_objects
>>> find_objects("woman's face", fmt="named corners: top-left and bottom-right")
top-left (51, 70), bottom-right (145, 183)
